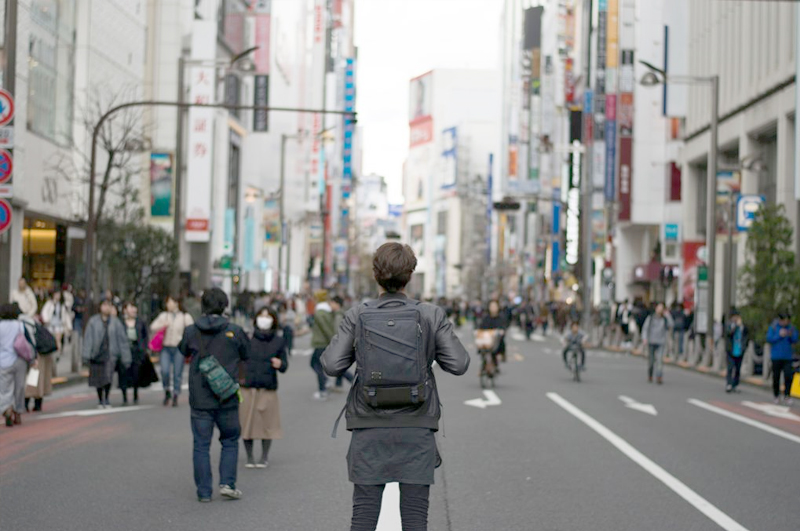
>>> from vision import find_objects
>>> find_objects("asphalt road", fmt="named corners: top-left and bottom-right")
top-left (2, 324), bottom-right (798, 531)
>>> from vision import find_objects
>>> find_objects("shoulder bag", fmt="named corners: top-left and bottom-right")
top-left (197, 331), bottom-right (240, 402)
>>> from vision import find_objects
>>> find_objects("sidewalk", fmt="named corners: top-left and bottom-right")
top-left (593, 342), bottom-right (771, 390)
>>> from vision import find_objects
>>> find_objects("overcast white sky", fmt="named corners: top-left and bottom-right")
top-left (354, 0), bottom-right (504, 200)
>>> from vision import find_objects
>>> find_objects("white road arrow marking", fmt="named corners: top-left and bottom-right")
top-left (464, 390), bottom-right (502, 409)
top-left (36, 405), bottom-right (154, 420)
top-left (619, 395), bottom-right (658, 416)
top-left (741, 401), bottom-right (800, 422)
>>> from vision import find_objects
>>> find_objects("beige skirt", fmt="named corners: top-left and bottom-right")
top-left (26, 354), bottom-right (54, 399)
top-left (239, 388), bottom-right (283, 440)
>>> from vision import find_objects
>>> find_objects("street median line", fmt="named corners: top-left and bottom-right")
top-left (547, 392), bottom-right (751, 531)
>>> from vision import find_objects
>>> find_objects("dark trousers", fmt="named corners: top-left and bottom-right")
top-left (311, 348), bottom-right (327, 392)
top-left (283, 327), bottom-right (294, 353)
top-left (190, 407), bottom-right (240, 498)
top-left (351, 483), bottom-right (430, 531)
top-left (337, 371), bottom-right (355, 387)
top-left (772, 359), bottom-right (795, 398)
top-left (726, 355), bottom-right (743, 388)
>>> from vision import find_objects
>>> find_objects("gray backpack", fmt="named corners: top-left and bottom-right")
top-left (355, 298), bottom-right (430, 408)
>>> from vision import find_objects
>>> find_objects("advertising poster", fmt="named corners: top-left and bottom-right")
top-left (409, 72), bottom-right (433, 148)
top-left (149, 152), bottom-right (173, 217)
top-left (682, 241), bottom-right (705, 310)
top-left (441, 127), bottom-right (457, 189)
top-left (264, 198), bottom-right (281, 246)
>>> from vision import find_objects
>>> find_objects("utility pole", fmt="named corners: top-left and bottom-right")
top-left (581, 0), bottom-right (594, 330)
top-left (173, 55), bottom-right (186, 290)
top-left (319, 0), bottom-right (332, 288)
top-left (705, 75), bottom-right (719, 361)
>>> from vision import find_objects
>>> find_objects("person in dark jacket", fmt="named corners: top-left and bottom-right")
top-left (766, 312), bottom-right (798, 405)
top-left (119, 301), bottom-right (149, 405)
top-left (179, 288), bottom-right (250, 502)
top-left (82, 299), bottom-right (131, 408)
top-left (322, 242), bottom-right (470, 531)
top-left (240, 307), bottom-right (287, 469)
top-left (724, 309), bottom-right (749, 393)
top-left (479, 300), bottom-right (508, 366)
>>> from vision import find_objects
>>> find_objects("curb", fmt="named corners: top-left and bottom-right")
top-left (590, 344), bottom-right (770, 389)
top-left (52, 370), bottom-right (88, 389)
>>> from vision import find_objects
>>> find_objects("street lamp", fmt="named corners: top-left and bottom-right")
top-left (639, 60), bottom-right (719, 362)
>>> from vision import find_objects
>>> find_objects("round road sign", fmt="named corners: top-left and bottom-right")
top-left (0, 89), bottom-right (14, 127)
top-left (0, 199), bottom-right (12, 235)
top-left (0, 150), bottom-right (13, 184)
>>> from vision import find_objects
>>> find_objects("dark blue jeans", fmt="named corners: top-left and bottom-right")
top-left (190, 407), bottom-right (240, 498)
top-left (311, 348), bottom-right (328, 392)
top-left (726, 355), bottom-right (743, 388)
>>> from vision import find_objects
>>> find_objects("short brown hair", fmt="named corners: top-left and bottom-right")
top-left (373, 243), bottom-right (417, 293)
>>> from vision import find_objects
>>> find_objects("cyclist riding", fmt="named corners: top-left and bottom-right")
top-left (479, 300), bottom-right (508, 366)
top-left (562, 321), bottom-right (586, 372)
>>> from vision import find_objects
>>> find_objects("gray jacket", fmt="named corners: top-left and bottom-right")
top-left (643, 312), bottom-right (673, 346)
top-left (82, 315), bottom-right (131, 367)
top-left (321, 292), bottom-right (470, 431)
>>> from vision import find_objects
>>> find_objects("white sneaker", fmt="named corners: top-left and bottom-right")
top-left (219, 485), bottom-right (242, 500)
top-left (784, 397), bottom-right (794, 406)
top-left (312, 391), bottom-right (328, 401)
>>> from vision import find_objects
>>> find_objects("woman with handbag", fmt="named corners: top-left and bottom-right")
top-left (40, 290), bottom-right (73, 355)
top-left (240, 307), bottom-right (288, 469)
top-left (0, 303), bottom-right (34, 426)
top-left (119, 302), bottom-right (150, 406)
top-left (150, 295), bottom-right (194, 407)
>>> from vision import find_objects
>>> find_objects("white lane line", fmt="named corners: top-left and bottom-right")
top-left (688, 399), bottom-right (800, 445)
top-left (36, 405), bottom-right (154, 420)
top-left (376, 483), bottom-right (401, 530)
top-left (547, 393), bottom-right (750, 531)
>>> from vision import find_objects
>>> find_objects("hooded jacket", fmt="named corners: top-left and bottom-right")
top-left (311, 302), bottom-right (336, 349)
top-left (766, 320), bottom-right (798, 361)
top-left (321, 292), bottom-right (470, 431)
top-left (179, 315), bottom-right (250, 411)
top-left (242, 329), bottom-right (288, 390)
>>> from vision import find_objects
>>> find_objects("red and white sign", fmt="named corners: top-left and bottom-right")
top-left (0, 90), bottom-right (15, 127)
top-left (185, 20), bottom-right (216, 243)
top-left (618, 137), bottom-right (632, 221)
top-left (682, 241), bottom-right (705, 310)
top-left (410, 117), bottom-right (433, 147)
top-left (0, 199), bottom-right (12, 234)
top-left (0, 149), bottom-right (13, 184)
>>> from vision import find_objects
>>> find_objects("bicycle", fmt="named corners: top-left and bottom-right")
top-left (475, 329), bottom-right (502, 389)
top-left (565, 346), bottom-right (582, 382)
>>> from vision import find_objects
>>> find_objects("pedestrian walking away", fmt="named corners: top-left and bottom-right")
top-left (179, 288), bottom-right (250, 502)
top-left (322, 242), bottom-right (470, 531)
top-left (151, 295), bottom-right (194, 407)
top-left (119, 302), bottom-right (151, 406)
top-left (310, 290), bottom-right (336, 400)
top-left (82, 299), bottom-right (131, 408)
top-left (241, 307), bottom-right (288, 469)
top-left (724, 309), bottom-right (749, 393)
top-left (766, 312), bottom-right (798, 405)
top-left (642, 303), bottom-right (673, 385)
top-left (0, 304), bottom-right (34, 427)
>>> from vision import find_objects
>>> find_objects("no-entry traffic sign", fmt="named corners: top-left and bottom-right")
top-left (0, 199), bottom-right (12, 234)
top-left (0, 90), bottom-right (14, 127)
top-left (0, 150), bottom-right (13, 184)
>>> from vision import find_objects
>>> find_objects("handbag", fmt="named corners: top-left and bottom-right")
top-left (14, 331), bottom-right (34, 362)
top-left (149, 328), bottom-right (166, 353)
top-left (197, 333), bottom-right (240, 402)
top-left (34, 323), bottom-right (58, 355)
top-left (26, 368), bottom-right (40, 389)
top-left (137, 354), bottom-right (159, 388)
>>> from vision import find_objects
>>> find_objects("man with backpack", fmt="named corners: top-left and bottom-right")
top-left (642, 303), bottom-right (673, 385)
top-left (322, 242), bottom-right (470, 531)
top-left (179, 288), bottom-right (250, 502)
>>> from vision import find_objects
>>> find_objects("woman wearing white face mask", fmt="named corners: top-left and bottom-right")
top-left (240, 307), bottom-right (288, 469)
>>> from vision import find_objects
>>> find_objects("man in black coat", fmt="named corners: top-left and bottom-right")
top-left (180, 288), bottom-right (250, 502)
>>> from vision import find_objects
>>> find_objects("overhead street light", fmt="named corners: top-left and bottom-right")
top-left (639, 59), bottom-right (719, 363)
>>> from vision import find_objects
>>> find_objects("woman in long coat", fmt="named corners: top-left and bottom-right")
top-left (119, 302), bottom-right (149, 406)
top-left (240, 307), bottom-right (288, 468)
top-left (82, 299), bottom-right (131, 408)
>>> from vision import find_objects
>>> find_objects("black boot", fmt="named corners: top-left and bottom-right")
top-left (24, 398), bottom-right (30, 412)
top-left (33, 398), bottom-right (43, 412)
top-left (163, 390), bottom-right (171, 406)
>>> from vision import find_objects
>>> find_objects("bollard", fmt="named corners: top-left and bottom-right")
top-left (741, 341), bottom-right (754, 378)
top-left (762, 344), bottom-right (772, 385)
top-left (712, 339), bottom-right (725, 372)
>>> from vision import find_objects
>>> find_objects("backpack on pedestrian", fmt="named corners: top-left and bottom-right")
top-left (354, 298), bottom-right (429, 408)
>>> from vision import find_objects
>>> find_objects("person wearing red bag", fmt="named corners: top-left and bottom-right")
top-left (151, 296), bottom-right (194, 407)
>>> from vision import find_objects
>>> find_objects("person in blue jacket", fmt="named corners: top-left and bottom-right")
top-left (766, 312), bottom-right (797, 405)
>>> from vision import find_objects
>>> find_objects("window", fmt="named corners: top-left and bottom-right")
top-left (224, 74), bottom-right (240, 119)
top-left (27, 0), bottom-right (76, 144)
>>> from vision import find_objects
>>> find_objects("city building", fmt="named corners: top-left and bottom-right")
top-left (403, 68), bottom-right (500, 299)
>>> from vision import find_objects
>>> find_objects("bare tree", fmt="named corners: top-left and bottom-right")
top-left (49, 85), bottom-right (150, 226)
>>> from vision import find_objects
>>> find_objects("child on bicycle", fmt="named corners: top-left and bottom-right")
top-left (562, 321), bottom-right (586, 371)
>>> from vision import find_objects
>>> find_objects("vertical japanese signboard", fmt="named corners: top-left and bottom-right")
top-left (342, 58), bottom-right (355, 199)
top-left (253, 75), bottom-right (269, 132)
top-left (185, 19), bottom-right (216, 242)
